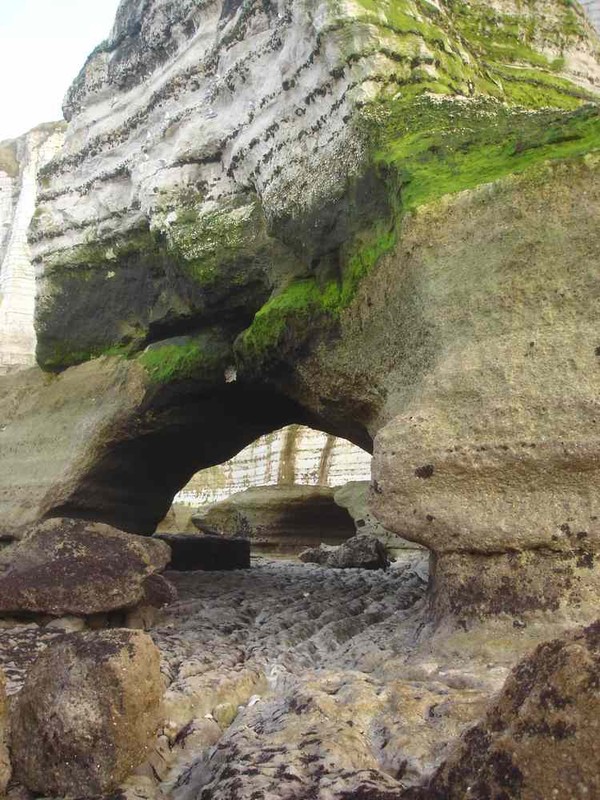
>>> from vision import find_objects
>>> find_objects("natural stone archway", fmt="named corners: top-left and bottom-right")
top-left (1, 0), bottom-right (599, 628)
top-left (0, 358), bottom-right (371, 537)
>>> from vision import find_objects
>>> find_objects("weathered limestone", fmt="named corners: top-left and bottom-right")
top-left (0, 517), bottom-right (173, 616)
top-left (334, 480), bottom-right (423, 553)
top-left (0, 0), bottom-right (598, 631)
top-left (30, 0), bottom-right (600, 370)
top-left (370, 160), bottom-right (600, 621)
top-left (411, 621), bottom-right (600, 800)
top-left (193, 485), bottom-right (357, 555)
top-left (0, 124), bottom-right (64, 374)
top-left (10, 629), bottom-right (163, 797)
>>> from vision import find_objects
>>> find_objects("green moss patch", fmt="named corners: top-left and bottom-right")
top-left (137, 335), bottom-right (231, 385)
top-left (369, 98), bottom-right (600, 211)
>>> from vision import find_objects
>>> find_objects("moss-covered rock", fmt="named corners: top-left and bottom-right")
top-left (31, 0), bottom-right (599, 373)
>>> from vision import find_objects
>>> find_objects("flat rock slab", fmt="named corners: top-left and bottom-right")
top-left (154, 534), bottom-right (250, 571)
top-left (193, 485), bottom-right (356, 555)
top-left (0, 517), bottom-right (171, 616)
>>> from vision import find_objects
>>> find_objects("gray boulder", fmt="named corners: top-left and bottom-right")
top-left (0, 517), bottom-right (173, 616)
top-left (300, 535), bottom-right (390, 570)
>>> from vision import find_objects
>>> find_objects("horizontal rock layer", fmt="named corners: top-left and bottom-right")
top-left (0, 0), bottom-right (599, 626)
top-left (0, 124), bottom-right (64, 374)
top-left (175, 424), bottom-right (371, 507)
top-left (31, 0), bottom-right (600, 369)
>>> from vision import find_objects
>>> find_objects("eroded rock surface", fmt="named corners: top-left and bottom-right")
top-left (413, 621), bottom-right (600, 800)
top-left (194, 485), bottom-right (357, 555)
top-left (10, 629), bottom-right (163, 797)
top-left (0, 517), bottom-right (172, 616)
top-left (334, 481), bottom-right (422, 554)
top-left (300, 534), bottom-right (391, 570)
top-left (0, 0), bottom-right (598, 625)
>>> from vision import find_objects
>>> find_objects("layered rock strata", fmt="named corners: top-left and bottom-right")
top-left (0, 124), bottom-right (64, 374)
top-left (0, 0), bottom-right (598, 627)
top-left (175, 424), bottom-right (371, 507)
top-left (193, 484), bottom-right (357, 554)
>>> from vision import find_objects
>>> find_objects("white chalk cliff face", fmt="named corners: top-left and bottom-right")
top-left (29, 0), bottom-right (600, 368)
top-left (0, 125), bottom-right (64, 374)
top-left (175, 424), bottom-right (371, 506)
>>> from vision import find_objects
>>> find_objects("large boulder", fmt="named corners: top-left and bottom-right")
top-left (193, 485), bottom-right (356, 556)
top-left (0, 517), bottom-right (173, 616)
top-left (155, 533), bottom-right (250, 571)
top-left (411, 621), bottom-right (600, 799)
top-left (300, 535), bottom-right (390, 570)
top-left (10, 629), bottom-right (163, 797)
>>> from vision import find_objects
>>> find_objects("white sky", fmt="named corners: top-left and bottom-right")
top-left (0, 0), bottom-right (122, 141)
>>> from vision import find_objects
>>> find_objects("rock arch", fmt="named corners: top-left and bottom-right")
top-left (0, 0), bottom-right (599, 628)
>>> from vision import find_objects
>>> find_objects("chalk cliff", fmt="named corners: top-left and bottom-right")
top-left (0, 124), bottom-right (64, 374)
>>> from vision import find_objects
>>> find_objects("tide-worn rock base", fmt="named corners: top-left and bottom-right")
top-left (0, 517), bottom-right (172, 616)
top-left (10, 629), bottom-right (163, 797)
top-left (154, 534), bottom-right (250, 571)
top-left (410, 621), bottom-right (600, 800)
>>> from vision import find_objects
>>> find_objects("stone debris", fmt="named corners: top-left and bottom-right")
top-left (300, 535), bottom-right (391, 570)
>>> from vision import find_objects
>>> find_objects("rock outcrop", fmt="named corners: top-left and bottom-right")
top-left (300, 534), bottom-right (391, 570)
top-left (10, 629), bottom-right (163, 797)
top-left (410, 621), bottom-right (600, 800)
top-left (193, 484), bottom-right (357, 555)
top-left (0, 517), bottom-right (173, 616)
top-left (0, 0), bottom-right (597, 628)
top-left (0, 124), bottom-right (64, 374)
top-left (334, 480), bottom-right (422, 553)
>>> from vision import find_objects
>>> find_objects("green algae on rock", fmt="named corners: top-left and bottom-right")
top-left (31, 0), bottom-right (600, 373)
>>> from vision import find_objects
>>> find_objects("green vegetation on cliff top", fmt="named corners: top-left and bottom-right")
top-left (371, 99), bottom-right (600, 211)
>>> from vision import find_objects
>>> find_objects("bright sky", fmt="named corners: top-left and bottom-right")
top-left (0, 0), bottom-right (122, 141)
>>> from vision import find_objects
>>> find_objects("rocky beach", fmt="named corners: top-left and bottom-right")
top-left (0, 0), bottom-right (599, 796)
